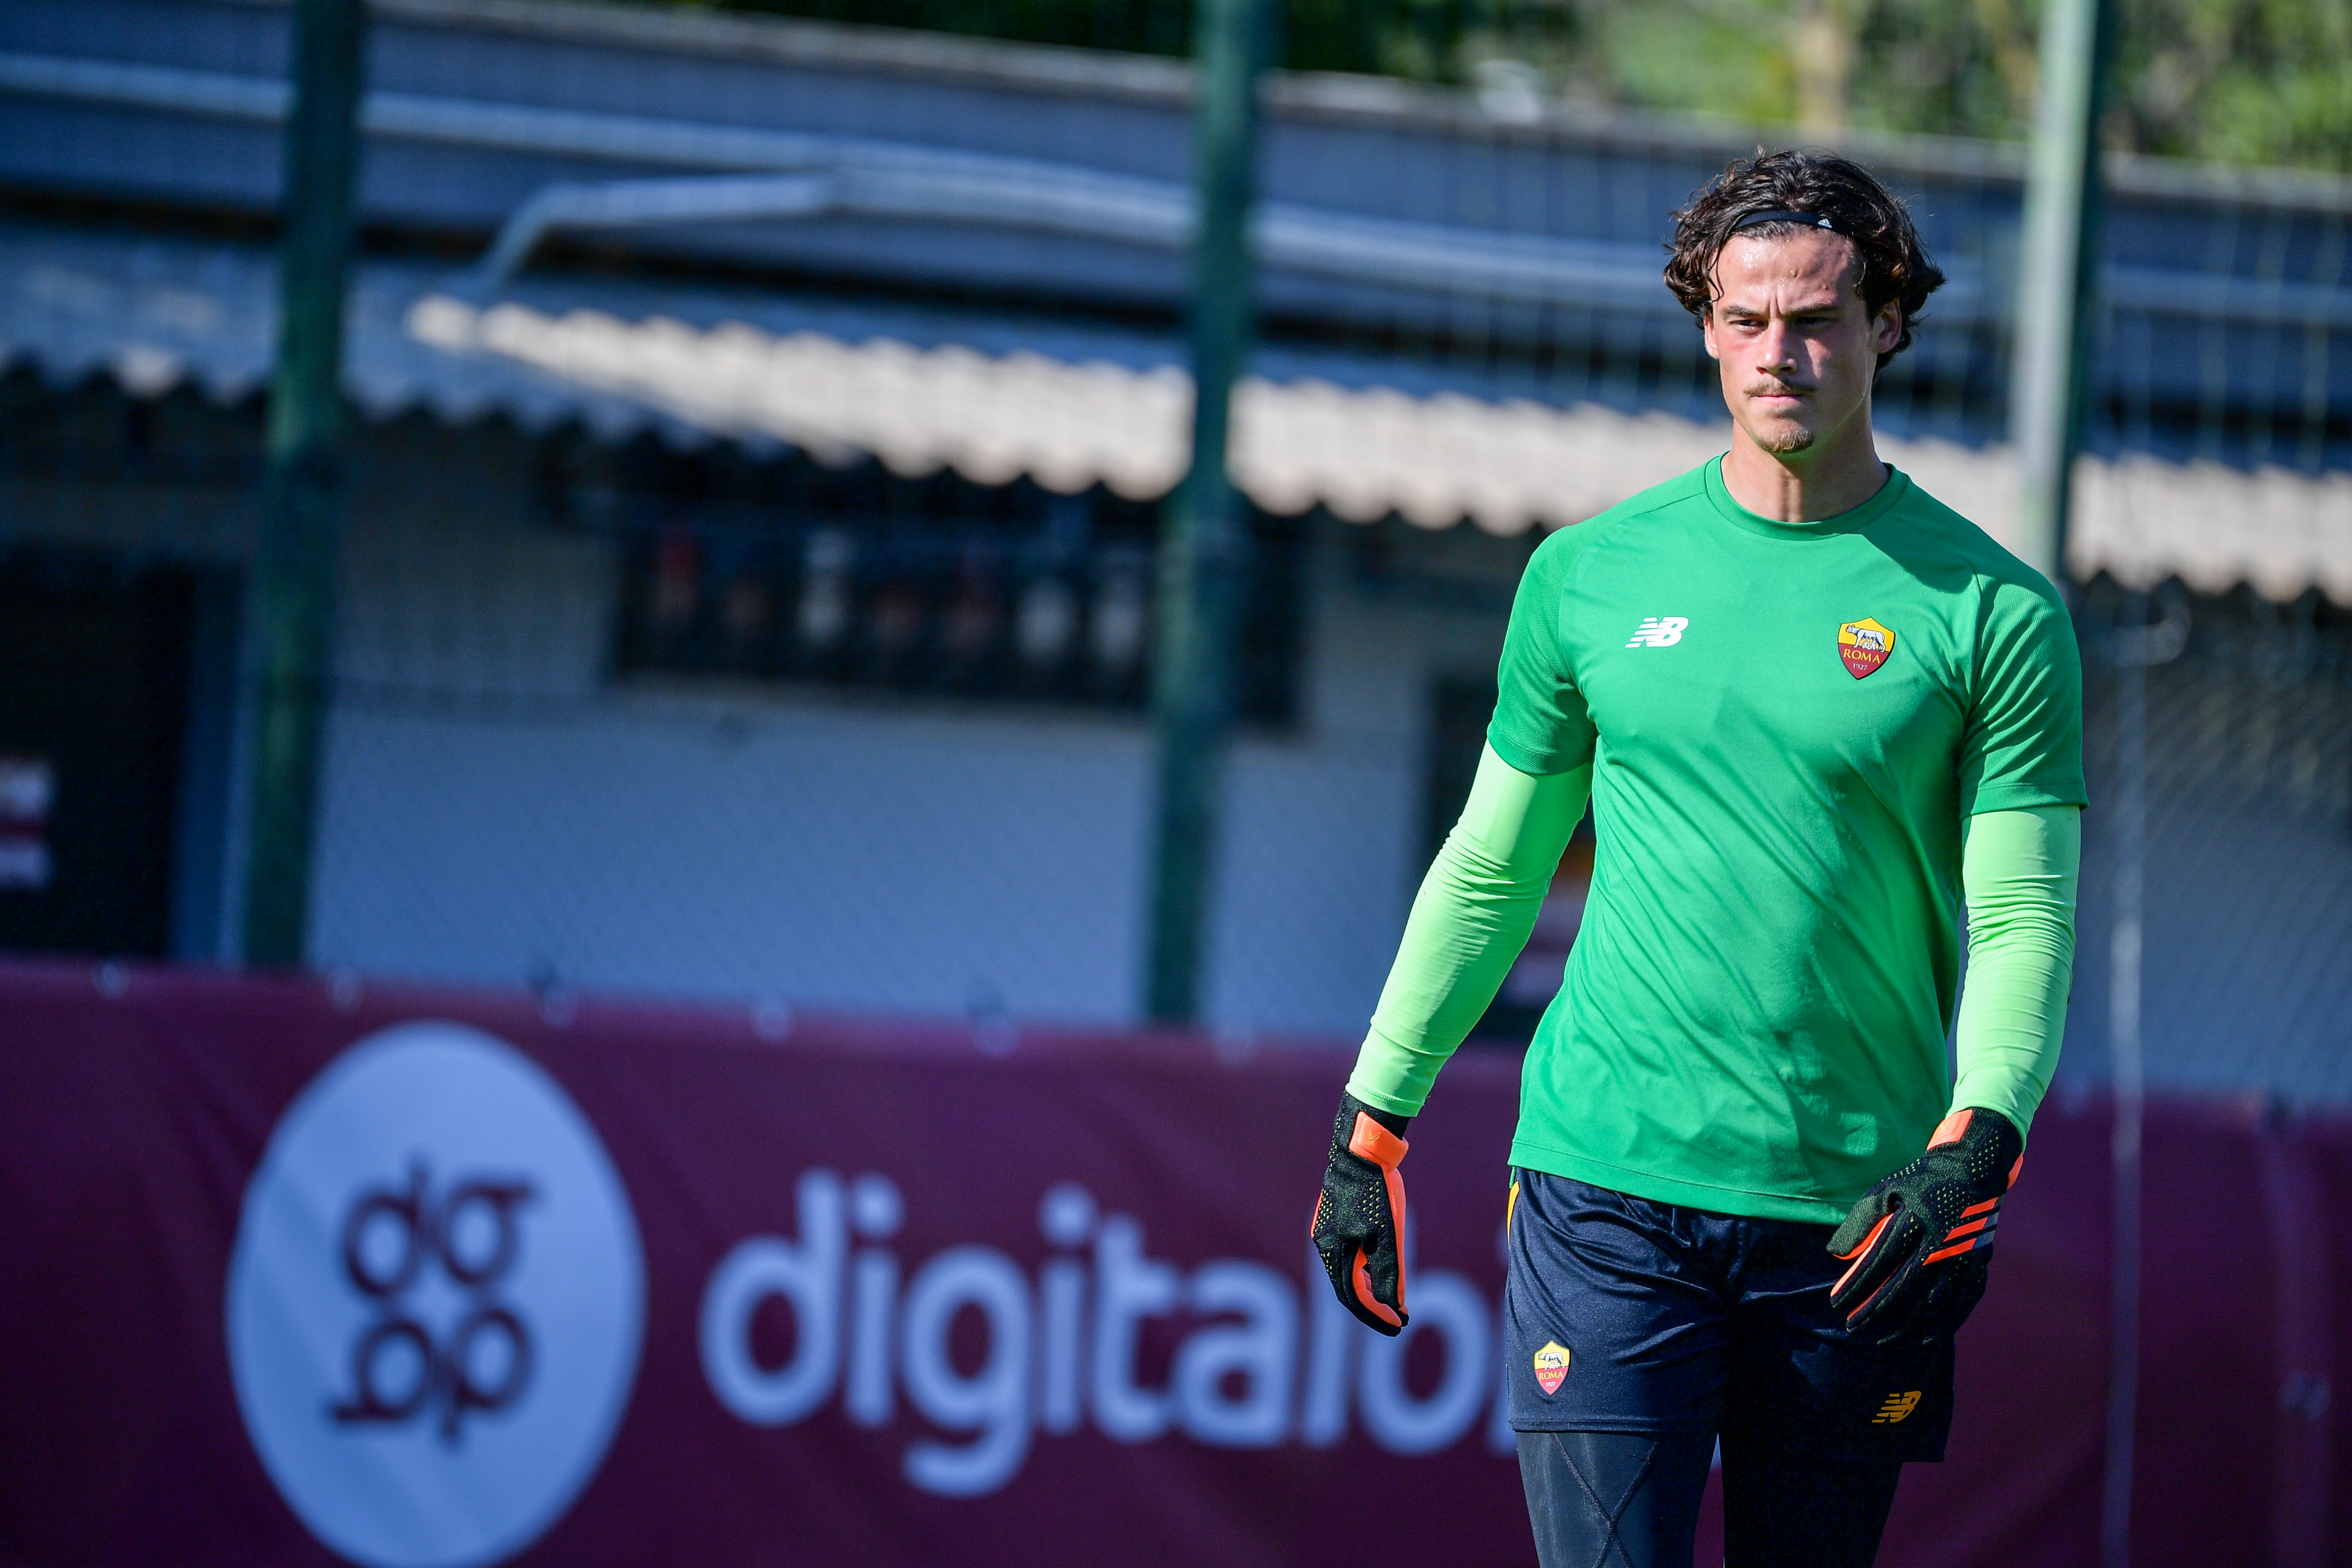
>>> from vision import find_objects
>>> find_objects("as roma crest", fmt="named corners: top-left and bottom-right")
top-left (1533, 1341), bottom-right (1572, 1395)
top-left (1837, 616), bottom-right (1896, 679)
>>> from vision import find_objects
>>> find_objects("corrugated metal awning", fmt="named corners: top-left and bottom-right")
top-left (4, 221), bottom-right (2347, 602)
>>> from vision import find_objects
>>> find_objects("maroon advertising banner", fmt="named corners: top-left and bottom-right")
top-left (0, 960), bottom-right (2345, 1568)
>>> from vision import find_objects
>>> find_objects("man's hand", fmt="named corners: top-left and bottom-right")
top-left (1828, 1107), bottom-right (2024, 1346)
top-left (1311, 1092), bottom-right (1412, 1336)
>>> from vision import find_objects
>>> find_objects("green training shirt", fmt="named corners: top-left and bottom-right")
top-left (1487, 457), bottom-right (2085, 1223)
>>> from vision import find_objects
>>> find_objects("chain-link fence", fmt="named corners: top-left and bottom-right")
top-left (0, 0), bottom-right (2346, 1106)
top-left (2064, 579), bottom-right (2352, 1107)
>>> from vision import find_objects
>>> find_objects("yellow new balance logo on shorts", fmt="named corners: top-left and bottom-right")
top-left (1872, 1391), bottom-right (1923, 1425)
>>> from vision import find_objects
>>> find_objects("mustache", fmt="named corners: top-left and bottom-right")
top-left (1743, 379), bottom-right (1814, 397)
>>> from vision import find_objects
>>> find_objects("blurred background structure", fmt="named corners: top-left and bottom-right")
top-left (0, 0), bottom-right (2346, 1100)
top-left (0, 4), bottom-right (2348, 1565)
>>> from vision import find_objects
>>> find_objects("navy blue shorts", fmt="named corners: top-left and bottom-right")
top-left (1503, 1170), bottom-right (1956, 1462)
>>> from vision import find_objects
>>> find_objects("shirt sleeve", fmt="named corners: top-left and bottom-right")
top-left (1959, 570), bottom-right (2088, 815)
top-left (1949, 805), bottom-right (2081, 1141)
top-left (1345, 744), bottom-right (1591, 1115)
top-left (1486, 529), bottom-right (1599, 778)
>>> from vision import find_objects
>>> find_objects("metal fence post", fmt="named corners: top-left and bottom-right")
top-left (1145, 0), bottom-right (1266, 1022)
top-left (2013, 0), bottom-right (2127, 1542)
top-left (241, 0), bottom-right (368, 966)
top-left (2104, 594), bottom-right (2148, 1568)
top-left (2008, 0), bottom-right (2115, 588)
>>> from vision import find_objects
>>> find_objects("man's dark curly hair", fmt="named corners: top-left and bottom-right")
top-left (1664, 149), bottom-right (1946, 371)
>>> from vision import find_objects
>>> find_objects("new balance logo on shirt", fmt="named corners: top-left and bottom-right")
top-left (1626, 616), bottom-right (1689, 648)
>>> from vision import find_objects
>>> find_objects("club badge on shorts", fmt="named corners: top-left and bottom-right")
top-left (1837, 616), bottom-right (1896, 679)
top-left (1533, 1341), bottom-right (1572, 1395)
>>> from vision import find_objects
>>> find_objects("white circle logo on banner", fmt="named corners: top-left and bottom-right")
top-left (227, 1020), bottom-right (644, 1568)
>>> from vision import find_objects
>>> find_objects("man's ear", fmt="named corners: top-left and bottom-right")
top-left (1873, 299), bottom-right (1903, 354)
top-left (1701, 306), bottom-right (1722, 362)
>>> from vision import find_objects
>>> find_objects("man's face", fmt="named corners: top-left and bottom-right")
top-left (1701, 230), bottom-right (1902, 457)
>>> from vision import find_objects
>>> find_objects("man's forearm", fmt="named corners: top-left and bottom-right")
top-left (1346, 746), bottom-right (1590, 1115)
top-left (1949, 805), bottom-right (2082, 1139)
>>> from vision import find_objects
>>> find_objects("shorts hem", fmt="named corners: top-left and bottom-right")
top-left (1735, 1434), bottom-right (1947, 1465)
top-left (1510, 1418), bottom-right (1718, 1436)
top-left (1510, 1419), bottom-right (1943, 1463)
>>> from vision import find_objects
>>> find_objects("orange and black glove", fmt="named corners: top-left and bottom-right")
top-left (1828, 1106), bottom-right (2024, 1346)
top-left (1311, 1092), bottom-right (1411, 1336)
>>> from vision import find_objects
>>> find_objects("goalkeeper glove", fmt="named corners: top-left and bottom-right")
top-left (1828, 1106), bottom-right (2024, 1346)
top-left (1311, 1092), bottom-right (1411, 1336)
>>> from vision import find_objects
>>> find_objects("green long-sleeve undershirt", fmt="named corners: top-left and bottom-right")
top-left (1345, 743), bottom-right (2080, 1139)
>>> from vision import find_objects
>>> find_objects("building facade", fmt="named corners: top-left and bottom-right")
top-left (1, 0), bottom-right (2346, 1099)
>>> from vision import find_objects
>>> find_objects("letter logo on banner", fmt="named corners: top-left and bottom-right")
top-left (702, 1170), bottom-right (847, 1426)
top-left (700, 1174), bottom-right (1514, 1498)
top-left (227, 1022), bottom-right (644, 1568)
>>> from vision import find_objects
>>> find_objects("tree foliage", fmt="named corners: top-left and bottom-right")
top-left (636, 0), bottom-right (2352, 170)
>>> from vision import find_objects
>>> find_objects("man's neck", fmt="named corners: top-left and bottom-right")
top-left (1719, 418), bottom-right (1888, 523)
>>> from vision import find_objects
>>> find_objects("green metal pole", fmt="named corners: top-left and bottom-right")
top-left (2012, 0), bottom-right (2127, 1548)
top-left (242, 0), bottom-right (368, 966)
top-left (2008, 0), bottom-right (2115, 588)
top-left (1145, 0), bottom-right (1267, 1022)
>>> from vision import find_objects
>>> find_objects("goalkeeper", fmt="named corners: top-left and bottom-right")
top-left (1312, 150), bottom-right (2084, 1568)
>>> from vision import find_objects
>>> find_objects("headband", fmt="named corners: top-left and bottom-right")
top-left (1730, 208), bottom-right (1844, 235)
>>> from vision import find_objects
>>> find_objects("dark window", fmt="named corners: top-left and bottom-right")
top-left (578, 443), bottom-right (1304, 727)
top-left (0, 550), bottom-right (193, 957)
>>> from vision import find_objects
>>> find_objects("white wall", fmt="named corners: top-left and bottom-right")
top-left (313, 697), bottom-right (1159, 1021)
top-left (1204, 539), bottom-right (1509, 1038)
top-left (307, 450), bottom-right (1514, 1035)
top-left (0, 421), bottom-right (1514, 1035)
